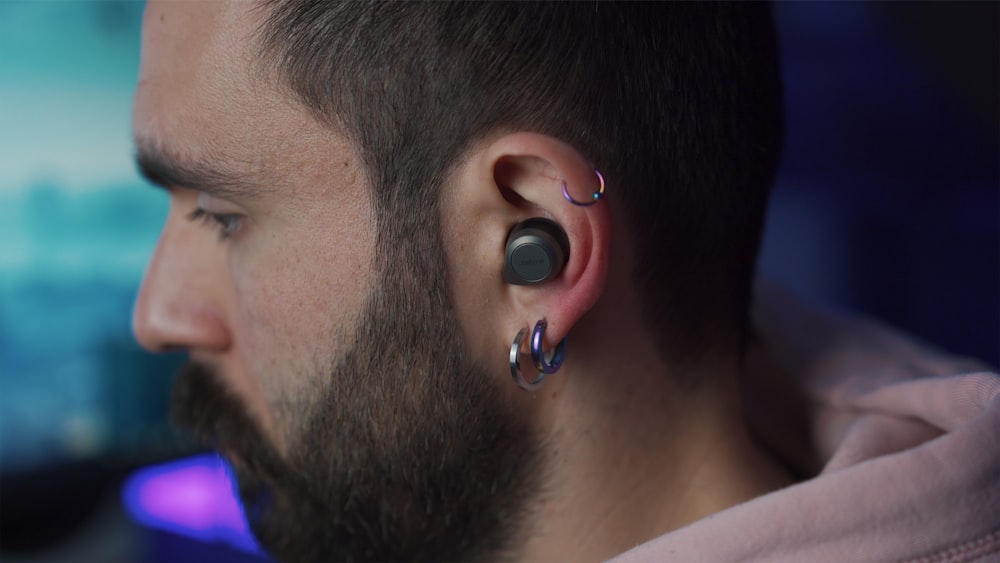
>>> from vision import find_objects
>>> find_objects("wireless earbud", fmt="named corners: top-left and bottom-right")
top-left (503, 218), bottom-right (570, 285)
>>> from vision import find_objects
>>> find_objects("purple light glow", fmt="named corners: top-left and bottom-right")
top-left (121, 453), bottom-right (264, 555)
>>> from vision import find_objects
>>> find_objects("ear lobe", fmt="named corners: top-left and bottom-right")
top-left (487, 133), bottom-right (612, 351)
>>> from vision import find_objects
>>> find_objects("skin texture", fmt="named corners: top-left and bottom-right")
top-left (133, 2), bottom-right (543, 561)
top-left (133, 1), bottom-right (792, 561)
top-left (132, 1), bottom-right (374, 452)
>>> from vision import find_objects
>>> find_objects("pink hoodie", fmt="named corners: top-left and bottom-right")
top-left (611, 284), bottom-right (1000, 562)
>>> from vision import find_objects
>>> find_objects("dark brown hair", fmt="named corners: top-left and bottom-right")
top-left (257, 1), bottom-right (783, 366)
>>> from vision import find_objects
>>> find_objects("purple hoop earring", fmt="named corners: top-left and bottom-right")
top-left (562, 169), bottom-right (606, 207)
top-left (510, 327), bottom-right (548, 392)
top-left (531, 318), bottom-right (567, 374)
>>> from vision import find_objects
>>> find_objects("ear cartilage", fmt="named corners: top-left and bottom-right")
top-left (503, 218), bottom-right (570, 285)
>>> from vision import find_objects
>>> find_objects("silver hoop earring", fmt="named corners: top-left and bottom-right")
top-left (510, 327), bottom-right (548, 392)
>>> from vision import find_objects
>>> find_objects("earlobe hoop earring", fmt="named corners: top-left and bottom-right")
top-left (562, 169), bottom-right (606, 207)
top-left (530, 318), bottom-right (567, 374)
top-left (510, 328), bottom-right (549, 392)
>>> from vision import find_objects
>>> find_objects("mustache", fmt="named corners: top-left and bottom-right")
top-left (170, 361), bottom-right (283, 476)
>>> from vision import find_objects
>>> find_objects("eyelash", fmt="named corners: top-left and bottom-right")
top-left (187, 208), bottom-right (244, 241)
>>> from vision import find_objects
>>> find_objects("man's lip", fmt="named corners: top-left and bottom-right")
top-left (218, 446), bottom-right (243, 467)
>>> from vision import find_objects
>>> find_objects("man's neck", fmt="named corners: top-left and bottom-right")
top-left (515, 351), bottom-right (792, 562)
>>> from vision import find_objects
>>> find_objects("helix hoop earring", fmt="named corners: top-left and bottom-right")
top-left (530, 318), bottom-right (567, 374)
top-left (562, 169), bottom-right (606, 207)
top-left (510, 328), bottom-right (548, 392)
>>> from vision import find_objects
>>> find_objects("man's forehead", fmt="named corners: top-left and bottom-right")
top-left (133, 0), bottom-right (360, 199)
top-left (136, 1), bottom-right (252, 132)
top-left (141, 0), bottom-right (263, 49)
top-left (139, 0), bottom-right (255, 79)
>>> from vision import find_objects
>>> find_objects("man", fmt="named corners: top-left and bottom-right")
top-left (131, 1), bottom-right (1000, 561)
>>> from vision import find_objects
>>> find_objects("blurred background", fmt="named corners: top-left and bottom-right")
top-left (0, 1), bottom-right (996, 562)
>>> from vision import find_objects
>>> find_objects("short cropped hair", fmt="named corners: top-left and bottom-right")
top-left (258, 1), bottom-right (783, 368)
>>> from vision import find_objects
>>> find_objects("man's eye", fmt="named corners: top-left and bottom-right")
top-left (186, 208), bottom-right (244, 241)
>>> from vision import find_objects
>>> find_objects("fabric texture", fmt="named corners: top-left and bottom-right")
top-left (610, 283), bottom-right (1000, 563)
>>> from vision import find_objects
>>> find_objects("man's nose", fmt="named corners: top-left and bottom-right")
top-left (132, 204), bottom-right (231, 353)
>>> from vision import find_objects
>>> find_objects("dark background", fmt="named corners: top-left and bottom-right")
top-left (759, 1), bottom-right (998, 367)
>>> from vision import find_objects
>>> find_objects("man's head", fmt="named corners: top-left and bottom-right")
top-left (258, 0), bottom-right (783, 363)
top-left (132, 1), bottom-right (781, 560)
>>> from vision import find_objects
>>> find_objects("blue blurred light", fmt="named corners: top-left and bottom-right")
top-left (121, 453), bottom-right (264, 556)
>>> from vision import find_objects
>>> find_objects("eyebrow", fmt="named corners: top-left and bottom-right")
top-left (134, 139), bottom-right (271, 201)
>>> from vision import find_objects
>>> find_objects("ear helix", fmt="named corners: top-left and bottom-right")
top-left (503, 218), bottom-right (570, 285)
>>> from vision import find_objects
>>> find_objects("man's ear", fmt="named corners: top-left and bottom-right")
top-left (442, 132), bottom-right (611, 357)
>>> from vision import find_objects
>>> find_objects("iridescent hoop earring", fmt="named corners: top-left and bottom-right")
top-left (562, 169), bottom-right (606, 207)
top-left (509, 327), bottom-right (548, 392)
top-left (530, 318), bottom-right (567, 374)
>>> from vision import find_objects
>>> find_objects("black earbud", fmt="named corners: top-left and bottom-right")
top-left (503, 218), bottom-right (570, 285)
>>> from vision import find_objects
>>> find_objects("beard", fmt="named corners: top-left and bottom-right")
top-left (170, 232), bottom-right (544, 562)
